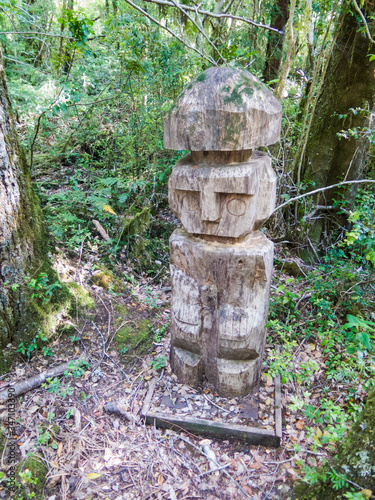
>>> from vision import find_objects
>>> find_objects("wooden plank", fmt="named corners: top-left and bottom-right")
top-left (144, 411), bottom-right (280, 448)
top-left (275, 373), bottom-right (282, 442)
top-left (141, 378), bottom-right (157, 417)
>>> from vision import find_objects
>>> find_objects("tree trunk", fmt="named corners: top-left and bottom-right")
top-left (0, 51), bottom-right (54, 350)
top-left (274, 0), bottom-right (295, 99)
top-left (299, 4), bottom-right (375, 253)
top-left (62, 0), bottom-right (74, 75)
top-left (262, 0), bottom-right (289, 82)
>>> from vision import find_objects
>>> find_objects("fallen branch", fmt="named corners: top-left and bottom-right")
top-left (273, 179), bottom-right (375, 214)
top-left (176, 435), bottom-right (254, 499)
top-left (104, 401), bottom-right (139, 425)
top-left (0, 358), bottom-right (82, 402)
top-left (92, 220), bottom-right (110, 241)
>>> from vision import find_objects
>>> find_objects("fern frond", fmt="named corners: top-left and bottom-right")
top-left (95, 177), bottom-right (119, 187)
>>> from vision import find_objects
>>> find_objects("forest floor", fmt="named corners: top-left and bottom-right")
top-left (0, 237), bottom-right (341, 500)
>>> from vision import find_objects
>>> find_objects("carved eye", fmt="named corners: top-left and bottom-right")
top-left (227, 198), bottom-right (246, 216)
top-left (182, 193), bottom-right (199, 212)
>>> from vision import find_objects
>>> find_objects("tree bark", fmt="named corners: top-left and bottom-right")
top-left (274, 0), bottom-right (295, 99)
top-left (62, 0), bottom-right (74, 75)
top-left (0, 50), bottom-right (52, 348)
top-left (262, 0), bottom-right (289, 82)
top-left (299, 4), bottom-right (375, 253)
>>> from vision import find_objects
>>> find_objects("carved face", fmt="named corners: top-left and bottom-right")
top-left (168, 153), bottom-right (275, 238)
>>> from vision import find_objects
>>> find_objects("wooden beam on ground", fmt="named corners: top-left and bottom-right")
top-left (275, 373), bottom-right (282, 442)
top-left (141, 378), bottom-right (282, 448)
top-left (144, 411), bottom-right (280, 447)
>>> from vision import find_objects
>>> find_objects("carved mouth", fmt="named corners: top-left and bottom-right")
top-left (173, 312), bottom-right (200, 335)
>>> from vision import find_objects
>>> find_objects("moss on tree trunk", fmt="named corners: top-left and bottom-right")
top-left (0, 49), bottom-right (69, 358)
top-left (299, 6), bottom-right (375, 253)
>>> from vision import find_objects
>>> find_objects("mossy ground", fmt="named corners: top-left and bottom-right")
top-left (91, 265), bottom-right (117, 290)
top-left (114, 304), bottom-right (154, 362)
top-left (14, 454), bottom-right (48, 500)
top-left (66, 281), bottom-right (96, 311)
top-left (0, 277), bottom-right (95, 373)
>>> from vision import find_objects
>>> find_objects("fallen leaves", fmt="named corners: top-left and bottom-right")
top-left (249, 450), bottom-right (263, 470)
top-left (56, 442), bottom-right (63, 458)
top-left (249, 461), bottom-right (262, 470)
top-left (86, 472), bottom-right (102, 480)
top-left (295, 419), bottom-right (305, 430)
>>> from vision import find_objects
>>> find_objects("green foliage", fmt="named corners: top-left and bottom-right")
top-left (64, 359), bottom-right (90, 378)
top-left (342, 315), bottom-right (375, 356)
top-left (0, 0), bottom-right (194, 278)
top-left (341, 189), bottom-right (375, 265)
top-left (296, 389), bottom-right (375, 498)
top-left (2, 2), bottom-right (375, 497)
top-left (65, 409), bottom-right (75, 419)
top-left (17, 331), bottom-right (49, 360)
top-left (150, 355), bottom-right (167, 370)
top-left (268, 278), bottom-right (300, 321)
top-left (27, 272), bottom-right (62, 305)
top-left (344, 493), bottom-right (371, 500)
top-left (152, 321), bottom-right (169, 343)
top-left (41, 360), bottom-right (89, 398)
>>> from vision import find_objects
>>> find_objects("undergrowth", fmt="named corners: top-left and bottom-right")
top-left (267, 213), bottom-right (375, 498)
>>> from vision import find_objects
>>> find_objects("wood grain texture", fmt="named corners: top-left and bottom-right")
top-left (144, 411), bottom-right (281, 447)
top-left (169, 229), bottom-right (274, 396)
top-left (191, 150), bottom-right (252, 164)
top-left (164, 67), bottom-right (282, 151)
top-left (168, 151), bottom-right (276, 238)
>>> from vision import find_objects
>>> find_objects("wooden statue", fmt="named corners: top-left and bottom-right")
top-left (165, 67), bottom-right (282, 396)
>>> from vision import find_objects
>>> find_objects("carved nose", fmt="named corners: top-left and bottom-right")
top-left (200, 189), bottom-right (220, 222)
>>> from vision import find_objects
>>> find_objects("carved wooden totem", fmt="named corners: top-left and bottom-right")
top-left (165, 67), bottom-right (282, 397)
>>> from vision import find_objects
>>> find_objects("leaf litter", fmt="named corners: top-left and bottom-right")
top-left (0, 246), bottom-right (353, 500)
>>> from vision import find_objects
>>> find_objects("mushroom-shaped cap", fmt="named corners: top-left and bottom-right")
top-left (164, 67), bottom-right (282, 151)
